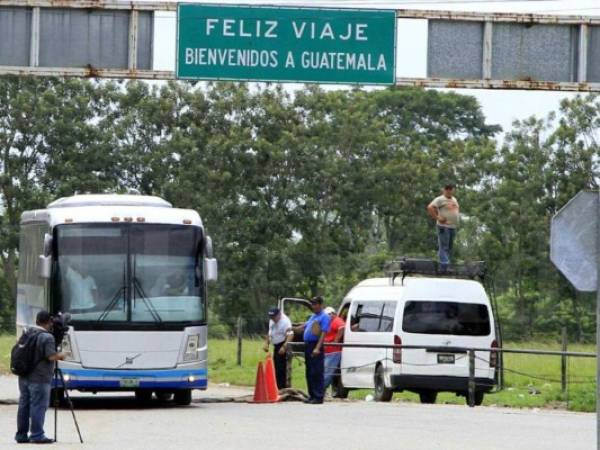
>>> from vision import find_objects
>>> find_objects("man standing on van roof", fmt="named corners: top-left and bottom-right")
top-left (295, 296), bottom-right (331, 404)
top-left (427, 184), bottom-right (460, 270)
top-left (263, 307), bottom-right (293, 390)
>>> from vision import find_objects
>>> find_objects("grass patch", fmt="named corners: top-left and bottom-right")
top-left (0, 334), bottom-right (595, 411)
top-left (208, 339), bottom-right (596, 412)
top-left (0, 334), bottom-right (14, 375)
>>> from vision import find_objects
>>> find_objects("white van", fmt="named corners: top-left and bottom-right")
top-left (335, 275), bottom-right (498, 405)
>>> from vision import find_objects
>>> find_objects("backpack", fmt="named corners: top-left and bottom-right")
top-left (10, 329), bottom-right (45, 376)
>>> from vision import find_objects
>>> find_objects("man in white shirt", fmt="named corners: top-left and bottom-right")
top-left (65, 264), bottom-right (98, 310)
top-left (263, 307), bottom-right (293, 390)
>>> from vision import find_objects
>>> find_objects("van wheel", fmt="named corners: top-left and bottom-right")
top-left (466, 391), bottom-right (485, 406)
top-left (418, 390), bottom-right (438, 404)
top-left (174, 389), bottom-right (192, 406)
top-left (374, 365), bottom-right (393, 402)
top-left (332, 376), bottom-right (349, 399)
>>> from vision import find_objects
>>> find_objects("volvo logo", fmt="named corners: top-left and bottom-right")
top-left (125, 353), bottom-right (142, 364)
top-left (116, 353), bottom-right (142, 369)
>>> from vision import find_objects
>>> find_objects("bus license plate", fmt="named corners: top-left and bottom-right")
top-left (120, 378), bottom-right (140, 388)
top-left (437, 354), bottom-right (455, 364)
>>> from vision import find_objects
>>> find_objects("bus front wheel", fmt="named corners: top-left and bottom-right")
top-left (174, 389), bottom-right (192, 406)
top-left (135, 389), bottom-right (153, 404)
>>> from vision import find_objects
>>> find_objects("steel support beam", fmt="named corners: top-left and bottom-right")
top-left (29, 6), bottom-right (39, 67)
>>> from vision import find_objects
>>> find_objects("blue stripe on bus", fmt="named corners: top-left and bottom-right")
top-left (61, 368), bottom-right (207, 378)
top-left (61, 379), bottom-right (208, 389)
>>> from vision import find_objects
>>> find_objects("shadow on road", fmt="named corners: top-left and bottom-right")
top-left (58, 395), bottom-right (200, 411)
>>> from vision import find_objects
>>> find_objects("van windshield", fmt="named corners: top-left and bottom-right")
top-left (402, 301), bottom-right (490, 336)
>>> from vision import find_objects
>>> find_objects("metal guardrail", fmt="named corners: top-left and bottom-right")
top-left (286, 342), bottom-right (597, 407)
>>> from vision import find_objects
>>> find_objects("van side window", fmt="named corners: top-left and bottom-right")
top-left (350, 302), bottom-right (383, 332)
top-left (379, 302), bottom-right (397, 332)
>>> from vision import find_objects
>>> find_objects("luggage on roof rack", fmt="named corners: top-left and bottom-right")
top-left (384, 258), bottom-right (486, 284)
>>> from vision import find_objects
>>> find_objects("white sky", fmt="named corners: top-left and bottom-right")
top-left (152, 0), bottom-right (600, 133)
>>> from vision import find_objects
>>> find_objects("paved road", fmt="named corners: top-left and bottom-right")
top-left (0, 378), bottom-right (594, 450)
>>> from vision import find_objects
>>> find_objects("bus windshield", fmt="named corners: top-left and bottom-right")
top-left (55, 223), bottom-right (204, 326)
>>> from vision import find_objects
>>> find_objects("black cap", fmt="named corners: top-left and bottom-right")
top-left (36, 310), bottom-right (52, 325)
top-left (268, 307), bottom-right (280, 317)
top-left (310, 296), bottom-right (324, 305)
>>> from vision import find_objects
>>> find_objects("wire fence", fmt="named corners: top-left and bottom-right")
top-left (278, 341), bottom-right (597, 407)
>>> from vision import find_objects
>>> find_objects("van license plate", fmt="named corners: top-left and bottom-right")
top-left (120, 378), bottom-right (140, 388)
top-left (437, 354), bottom-right (455, 364)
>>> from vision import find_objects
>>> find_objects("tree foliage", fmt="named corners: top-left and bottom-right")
top-left (0, 76), bottom-right (597, 340)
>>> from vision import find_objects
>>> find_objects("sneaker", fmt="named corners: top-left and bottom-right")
top-left (29, 437), bottom-right (54, 444)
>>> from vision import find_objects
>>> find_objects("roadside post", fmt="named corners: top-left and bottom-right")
top-left (550, 190), bottom-right (599, 449)
top-left (468, 350), bottom-right (476, 407)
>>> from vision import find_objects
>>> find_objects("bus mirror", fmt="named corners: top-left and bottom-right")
top-left (204, 236), bottom-right (214, 258)
top-left (43, 233), bottom-right (53, 257)
top-left (38, 255), bottom-right (52, 279)
top-left (205, 258), bottom-right (218, 282)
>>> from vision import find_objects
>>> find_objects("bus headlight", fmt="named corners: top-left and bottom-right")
top-left (61, 335), bottom-right (74, 361)
top-left (183, 335), bottom-right (200, 362)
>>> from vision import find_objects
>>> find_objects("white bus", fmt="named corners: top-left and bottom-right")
top-left (16, 194), bottom-right (218, 405)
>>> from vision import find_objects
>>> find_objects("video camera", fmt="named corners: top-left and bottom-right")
top-left (51, 312), bottom-right (71, 347)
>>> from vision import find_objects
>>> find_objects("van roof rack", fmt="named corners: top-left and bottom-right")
top-left (384, 258), bottom-right (487, 285)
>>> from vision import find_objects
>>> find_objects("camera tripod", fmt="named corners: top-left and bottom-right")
top-left (53, 363), bottom-right (84, 443)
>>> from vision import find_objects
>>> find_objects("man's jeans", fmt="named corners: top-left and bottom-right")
top-left (323, 351), bottom-right (342, 390)
top-left (437, 225), bottom-right (456, 269)
top-left (16, 378), bottom-right (51, 443)
top-left (304, 341), bottom-right (325, 401)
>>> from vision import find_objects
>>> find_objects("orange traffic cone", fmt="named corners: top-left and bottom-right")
top-left (263, 355), bottom-right (280, 402)
top-left (252, 361), bottom-right (268, 403)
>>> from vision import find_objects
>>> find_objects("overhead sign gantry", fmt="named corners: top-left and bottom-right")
top-left (1, 0), bottom-right (600, 91)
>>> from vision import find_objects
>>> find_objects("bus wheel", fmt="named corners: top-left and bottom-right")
top-left (50, 388), bottom-right (65, 407)
top-left (135, 390), bottom-right (153, 404)
top-left (418, 390), bottom-right (438, 404)
top-left (374, 365), bottom-right (393, 402)
top-left (155, 391), bottom-right (173, 402)
top-left (332, 376), bottom-right (349, 399)
top-left (174, 389), bottom-right (192, 406)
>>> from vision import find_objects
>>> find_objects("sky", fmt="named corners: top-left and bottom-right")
top-left (152, 0), bottom-right (600, 133)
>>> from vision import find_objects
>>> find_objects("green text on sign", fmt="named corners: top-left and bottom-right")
top-left (177, 4), bottom-right (397, 85)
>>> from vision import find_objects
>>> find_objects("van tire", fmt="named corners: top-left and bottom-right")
top-left (418, 390), bottom-right (437, 404)
top-left (174, 389), bottom-right (192, 406)
top-left (466, 391), bottom-right (485, 406)
top-left (332, 376), bottom-right (349, 399)
top-left (374, 365), bottom-right (393, 402)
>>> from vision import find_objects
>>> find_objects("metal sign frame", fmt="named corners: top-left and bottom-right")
top-left (1, 0), bottom-right (600, 91)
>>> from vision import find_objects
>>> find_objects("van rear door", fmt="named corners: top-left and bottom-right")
top-left (400, 300), bottom-right (495, 379)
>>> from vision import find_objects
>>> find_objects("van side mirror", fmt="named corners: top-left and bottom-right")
top-left (39, 255), bottom-right (52, 279)
top-left (205, 258), bottom-right (218, 282)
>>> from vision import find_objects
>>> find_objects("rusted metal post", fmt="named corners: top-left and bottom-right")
top-left (561, 327), bottom-right (568, 393)
top-left (236, 316), bottom-right (242, 367)
top-left (468, 349), bottom-right (476, 408)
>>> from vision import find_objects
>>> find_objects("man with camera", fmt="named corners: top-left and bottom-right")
top-left (14, 310), bottom-right (66, 444)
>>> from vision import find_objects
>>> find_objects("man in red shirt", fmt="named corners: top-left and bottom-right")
top-left (323, 306), bottom-right (345, 392)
